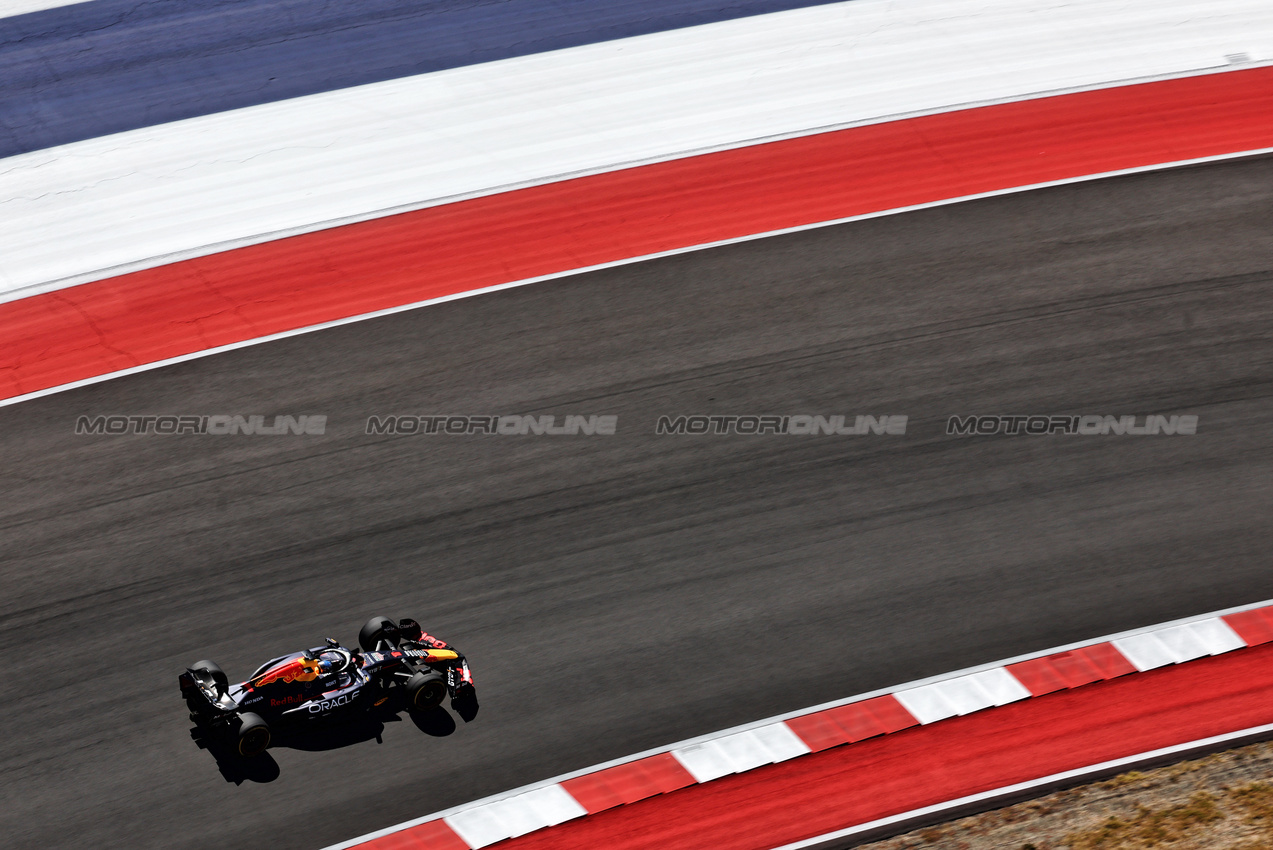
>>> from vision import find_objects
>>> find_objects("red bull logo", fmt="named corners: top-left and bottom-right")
top-left (253, 657), bottom-right (320, 688)
top-left (269, 694), bottom-right (305, 707)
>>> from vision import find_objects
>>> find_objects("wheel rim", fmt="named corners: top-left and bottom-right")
top-left (414, 682), bottom-right (445, 709)
top-left (239, 727), bottom-right (270, 757)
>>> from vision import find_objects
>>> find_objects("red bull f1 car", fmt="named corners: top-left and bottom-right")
top-left (180, 616), bottom-right (477, 757)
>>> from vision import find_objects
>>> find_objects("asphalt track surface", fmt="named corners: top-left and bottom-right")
top-left (2, 157), bottom-right (1272, 850)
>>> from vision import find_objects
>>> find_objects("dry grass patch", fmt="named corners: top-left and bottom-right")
top-left (856, 740), bottom-right (1273, 850)
top-left (1065, 790), bottom-right (1222, 849)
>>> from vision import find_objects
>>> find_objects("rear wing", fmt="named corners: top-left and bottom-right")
top-left (179, 669), bottom-right (237, 721)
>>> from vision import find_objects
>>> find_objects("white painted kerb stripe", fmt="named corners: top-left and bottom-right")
top-left (971, 668), bottom-right (1033, 706)
top-left (1191, 618), bottom-right (1248, 655)
top-left (443, 785), bottom-right (585, 849)
top-left (894, 666), bottom-right (1032, 723)
top-left (1116, 618), bottom-right (1248, 670)
top-left (672, 724), bottom-right (811, 781)
top-left (752, 722), bottom-right (813, 762)
top-left (714, 729), bottom-right (777, 773)
top-left (527, 784), bottom-right (589, 826)
top-left (673, 741), bottom-right (737, 783)
top-left (894, 683), bottom-right (960, 724)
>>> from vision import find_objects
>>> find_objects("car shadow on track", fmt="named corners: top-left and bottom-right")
top-left (189, 727), bottom-right (282, 785)
top-left (189, 692), bottom-right (457, 784)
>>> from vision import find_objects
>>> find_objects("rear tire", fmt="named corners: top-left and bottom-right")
top-left (190, 659), bottom-right (228, 694)
top-left (236, 712), bottom-right (271, 757)
top-left (359, 616), bottom-right (398, 651)
top-left (406, 671), bottom-right (447, 711)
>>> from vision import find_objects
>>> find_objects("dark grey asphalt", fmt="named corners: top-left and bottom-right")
top-left (2, 157), bottom-right (1271, 850)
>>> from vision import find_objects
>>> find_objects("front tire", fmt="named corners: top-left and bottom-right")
top-left (236, 712), bottom-right (271, 757)
top-left (406, 671), bottom-right (447, 711)
top-left (359, 615), bottom-right (398, 651)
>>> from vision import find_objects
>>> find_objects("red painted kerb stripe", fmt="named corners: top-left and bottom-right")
top-left (4, 66), bottom-right (1272, 402)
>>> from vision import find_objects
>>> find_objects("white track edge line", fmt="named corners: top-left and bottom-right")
top-left (765, 722), bottom-right (1273, 850)
top-left (317, 597), bottom-right (1273, 850)
top-left (7, 144), bottom-right (1273, 411)
top-left (0, 0), bottom-right (95, 18)
top-left (3, 60), bottom-right (1267, 307)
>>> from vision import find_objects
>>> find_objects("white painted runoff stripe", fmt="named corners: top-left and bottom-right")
top-left (320, 597), bottom-right (1273, 850)
top-left (0, 0), bottom-right (93, 17)
top-left (2, 0), bottom-right (1270, 301)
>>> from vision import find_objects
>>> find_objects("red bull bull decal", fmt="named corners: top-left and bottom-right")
top-left (253, 656), bottom-right (320, 687)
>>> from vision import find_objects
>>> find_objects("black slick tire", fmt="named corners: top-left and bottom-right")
top-left (406, 671), bottom-right (447, 711)
top-left (359, 616), bottom-right (398, 651)
top-left (236, 712), bottom-right (271, 757)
